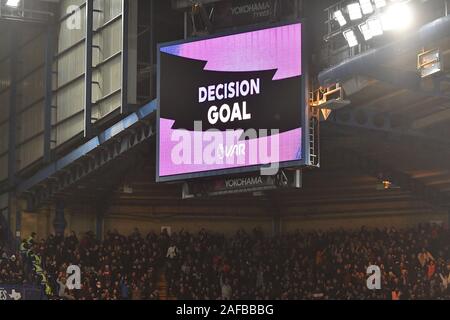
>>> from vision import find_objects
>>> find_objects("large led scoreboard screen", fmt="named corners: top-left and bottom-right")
top-left (157, 22), bottom-right (306, 182)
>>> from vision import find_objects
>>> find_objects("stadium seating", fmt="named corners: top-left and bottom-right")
top-left (1, 223), bottom-right (450, 300)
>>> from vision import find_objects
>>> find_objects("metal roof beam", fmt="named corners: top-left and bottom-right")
top-left (16, 99), bottom-right (157, 196)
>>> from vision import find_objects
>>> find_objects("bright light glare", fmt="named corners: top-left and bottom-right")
top-left (359, 0), bottom-right (374, 15)
top-left (381, 2), bottom-right (414, 31)
top-left (347, 3), bottom-right (363, 20)
top-left (6, 0), bottom-right (20, 7)
top-left (374, 0), bottom-right (387, 8)
top-left (334, 10), bottom-right (347, 27)
top-left (367, 18), bottom-right (384, 36)
top-left (343, 29), bottom-right (359, 47)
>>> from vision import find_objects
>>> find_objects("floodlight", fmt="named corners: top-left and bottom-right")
top-left (359, 0), bottom-right (374, 15)
top-left (343, 29), bottom-right (359, 47)
top-left (358, 22), bottom-right (373, 40)
top-left (374, 0), bottom-right (387, 8)
top-left (367, 18), bottom-right (384, 36)
top-left (381, 2), bottom-right (413, 31)
top-left (6, 0), bottom-right (20, 7)
top-left (347, 3), bottom-right (363, 20)
top-left (358, 17), bottom-right (383, 41)
top-left (334, 10), bottom-right (347, 27)
top-left (418, 49), bottom-right (441, 78)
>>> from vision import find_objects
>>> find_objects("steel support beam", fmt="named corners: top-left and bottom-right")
top-left (19, 100), bottom-right (157, 211)
top-left (121, 0), bottom-right (129, 114)
top-left (96, 209), bottom-right (104, 240)
top-left (364, 66), bottom-right (420, 92)
top-left (26, 122), bottom-right (155, 211)
top-left (183, 10), bottom-right (188, 39)
top-left (15, 202), bottom-right (21, 246)
top-left (44, 22), bottom-right (55, 164)
top-left (448, 208), bottom-right (450, 229)
top-left (53, 200), bottom-right (66, 236)
top-left (334, 149), bottom-right (450, 209)
top-left (198, 3), bottom-right (214, 34)
top-left (5, 192), bottom-right (14, 249)
top-left (149, 0), bottom-right (155, 100)
top-left (266, 193), bottom-right (281, 236)
top-left (327, 109), bottom-right (399, 132)
top-left (411, 105), bottom-right (450, 129)
top-left (16, 99), bottom-right (156, 196)
top-left (325, 108), bottom-right (450, 146)
top-left (272, 215), bottom-right (281, 236)
top-left (8, 29), bottom-right (17, 188)
top-left (363, 66), bottom-right (450, 100)
top-left (84, 0), bottom-right (94, 138)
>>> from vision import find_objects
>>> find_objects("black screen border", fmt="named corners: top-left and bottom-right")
top-left (156, 19), bottom-right (309, 183)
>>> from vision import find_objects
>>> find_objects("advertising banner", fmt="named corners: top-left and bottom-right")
top-left (0, 284), bottom-right (46, 300)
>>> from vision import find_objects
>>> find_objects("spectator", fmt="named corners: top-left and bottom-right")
top-left (439, 272), bottom-right (450, 290)
top-left (57, 276), bottom-right (75, 300)
top-left (418, 248), bottom-right (434, 268)
top-left (392, 288), bottom-right (401, 300)
top-left (166, 244), bottom-right (178, 259)
top-left (2, 223), bottom-right (450, 300)
top-left (131, 283), bottom-right (142, 300)
top-left (221, 277), bottom-right (232, 300)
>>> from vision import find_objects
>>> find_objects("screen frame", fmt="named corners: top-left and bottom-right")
top-left (156, 19), bottom-right (309, 183)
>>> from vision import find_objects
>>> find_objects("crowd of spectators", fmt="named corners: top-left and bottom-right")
top-left (0, 247), bottom-right (25, 285)
top-left (1, 223), bottom-right (450, 300)
top-left (34, 229), bottom-right (166, 300)
top-left (0, 217), bottom-right (27, 286)
top-left (165, 224), bottom-right (450, 300)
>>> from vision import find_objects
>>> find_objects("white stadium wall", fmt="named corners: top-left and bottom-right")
top-left (0, 0), bottom-right (137, 181)
top-left (55, 0), bottom-right (136, 147)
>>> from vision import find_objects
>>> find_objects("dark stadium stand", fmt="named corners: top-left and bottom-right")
top-left (2, 0), bottom-right (450, 307)
top-left (1, 223), bottom-right (450, 300)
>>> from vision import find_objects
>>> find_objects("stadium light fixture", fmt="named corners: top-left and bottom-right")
top-left (343, 29), bottom-right (359, 47)
top-left (373, 0), bottom-right (387, 8)
top-left (367, 18), bottom-right (384, 36)
top-left (381, 2), bottom-right (413, 31)
top-left (359, 0), bottom-right (374, 15)
top-left (418, 49), bottom-right (441, 78)
top-left (6, 0), bottom-right (20, 7)
top-left (382, 180), bottom-right (392, 189)
top-left (347, 3), bottom-right (363, 20)
top-left (334, 10), bottom-right (347, 27)
top-left (358, 18), bottom-right (383, 41)
top-left (358, 22), bottom-right (373, 40)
